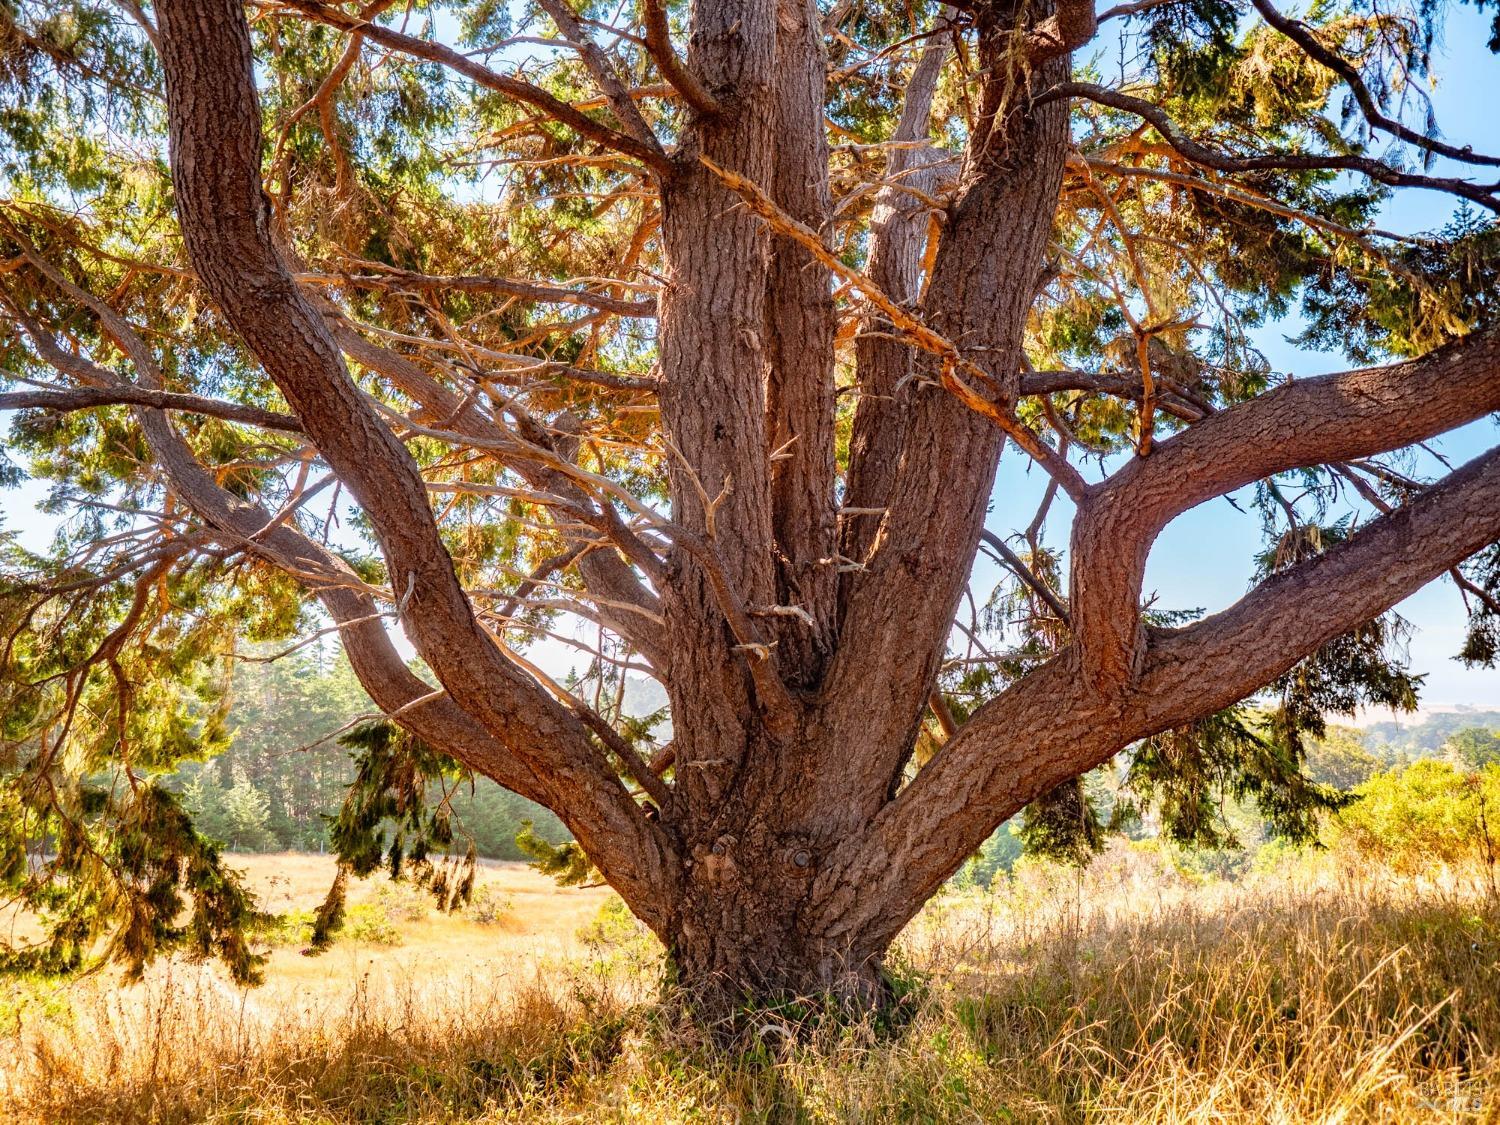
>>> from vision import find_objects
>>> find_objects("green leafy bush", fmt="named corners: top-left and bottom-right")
top-left (345, 903), bottom-right (402, 946)
top-left (373, 882), bottom-right (432, 924)
top-left (1329, 760), bottom-right (1500, 896)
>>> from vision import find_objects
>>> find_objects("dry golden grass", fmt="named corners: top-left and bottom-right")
top-left (0, 846), bottom-right (1497, 1124)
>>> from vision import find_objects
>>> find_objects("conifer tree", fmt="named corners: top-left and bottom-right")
top-left (2, 0), bottom-right (1500, 1011)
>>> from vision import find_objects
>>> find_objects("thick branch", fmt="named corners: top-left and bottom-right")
top-left (810, 440), bottom-right (1500, 958)
top-left (1137, 443), bottom-right (1500, 728)
top-left (763, 0), bottom-right (839, 685)
top-left (1070, 324), bottom-right (1500, 690)
top-left (1026, 0), bottom-right (1097, 64)
top-left (813, 11), bottom-right (1073, 833)
top-left (651, 0), bottom-right (783, 814)
top-left (154, 0), bottom-right (676, 923)
top-left (639, 0), bottom-right (721, 116)
top-left (841, 16), bottom-right (950, 568)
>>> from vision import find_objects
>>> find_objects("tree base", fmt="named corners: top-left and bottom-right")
top-left (664, 939), bottom-right (910, 1045)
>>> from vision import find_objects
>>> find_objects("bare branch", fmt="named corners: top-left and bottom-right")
top-left (980, 529), bottom-right (1071, 627)
top-left (536, 0), bottom-right (663, 153)
top-left (302, 265), bottom-right (658, 317)
top-left (1042, 81), bottom-right (1500, 213)
top-left (0, 386), bottom-right (303, 432)
top-left (1248, 0), bottom-right (1500, 169)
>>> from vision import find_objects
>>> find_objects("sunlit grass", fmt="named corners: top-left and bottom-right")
top-left (1, 847), bottom-right (1497, 1123)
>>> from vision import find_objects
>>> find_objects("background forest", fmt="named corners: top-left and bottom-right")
top-left (167, 644), bottom-right (569, 858)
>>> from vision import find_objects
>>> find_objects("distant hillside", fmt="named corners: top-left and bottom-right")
top-left (1360, 709), bottom-right (1500, 759)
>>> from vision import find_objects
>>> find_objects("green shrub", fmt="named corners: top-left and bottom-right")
top-left (1330, 760), bottom-right (1500, 895)
top-left (346, 902), bottom-right (402, 945)
top-left (372, 882), bottom-right (431, 924)
top-left (252, 909), bottom-right (316, 948)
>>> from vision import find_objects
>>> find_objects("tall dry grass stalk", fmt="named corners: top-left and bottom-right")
top-left (1, 846), bottom-right (1497, 1123)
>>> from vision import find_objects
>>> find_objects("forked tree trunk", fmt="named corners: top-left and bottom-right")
top-left (138, 0), bottom-right (1500, 1027)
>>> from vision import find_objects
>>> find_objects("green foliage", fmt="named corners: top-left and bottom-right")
top-left (1256, 524), bottom-right (1422, 756)
top-left (310, 720), bottom-right (479, 948)
top-left (1016, 777), bottom-right (1108, 868)
top-left (517, 820), bottom-right (599, 887)
top-left (1329, 759), bottom-right (1500, 893)
top-left (953, 821), bottom-right (1024, 889)
top-left (181, 762), bottom-right (278, 853)
top-left (309, 868), bottom-right (347, 952)
top-left (345, 901), bottom-right (403, 946)
top-left (1457, 545), bottom-right (1500, 666)
top-left (1445, 727), bottom-right (1500, 770)
top-left (166, 649), bottom-right (569, 859)
top-left (1127, 706), bottom-right (1351, 851)
top-left (461, 881), bottom-right (510, 925)
top-left (1362, 709), bottom-right (1500, 759)
top-left (0, 777), bottom-right (268, 984)
top-left (1303, 726), bottom-right (1382, 790)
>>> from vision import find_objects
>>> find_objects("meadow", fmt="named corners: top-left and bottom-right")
top-left (0, 844), bottom-right (1496, 1124)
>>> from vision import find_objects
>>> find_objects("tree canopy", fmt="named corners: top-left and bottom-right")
top-left (1, 0), bottom-right (1498, 1004)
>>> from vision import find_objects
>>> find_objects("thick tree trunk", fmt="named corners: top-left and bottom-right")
top-left (667, 839), bottom-right (889, 1019)
top-left (132, 0), bottom-right (1500, 1033)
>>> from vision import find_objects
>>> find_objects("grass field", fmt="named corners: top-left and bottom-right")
top-left (1, 846), bottom-right (1497, 1123)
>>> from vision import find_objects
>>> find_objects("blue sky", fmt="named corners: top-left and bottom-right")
top-left (2, 2), bottom-right (1498, 709)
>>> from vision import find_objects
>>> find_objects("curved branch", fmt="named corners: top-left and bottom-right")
top-left (1137, 443), bottom-right (1500, 724)
top-left (1018, 368), bottom-right (1204, 421)
top-left (154, 0), bottom-right (677, 923)
top-left (1070, 324), bottom-right (1500, 690)
top-left (1248, 0), bottom-right (1500, 170)
top-left (274, 0), bottom-right (673, 174)
top-left (4, 261), bottom-right (553, 808)
top-left (809, 440), bottom-right (1500, 959)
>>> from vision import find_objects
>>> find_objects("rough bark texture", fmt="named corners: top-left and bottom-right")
top-left (764, 0), bottom-right (838, 683)
top-left (110, 0), bottom-right (1500, 1011)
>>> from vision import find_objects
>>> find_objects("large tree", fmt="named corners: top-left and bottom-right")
top-left (2, 0), bottom-right (1499, 1009)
